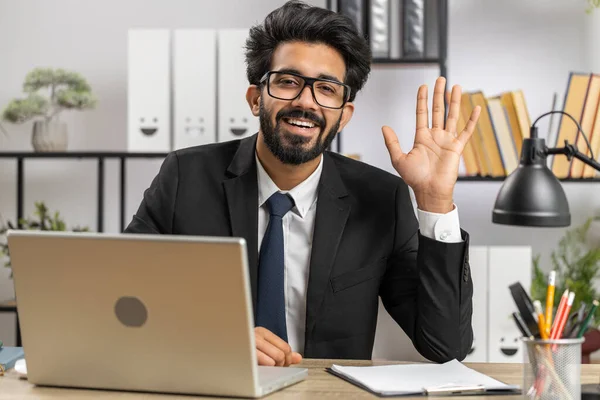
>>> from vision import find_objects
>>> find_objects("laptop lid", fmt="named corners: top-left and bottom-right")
top-left (7, 230), bottom-right (262, 397)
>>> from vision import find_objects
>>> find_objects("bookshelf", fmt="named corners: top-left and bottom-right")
top-left (326, 0), bottom-right (448, 78)
top-left (0, 152), bottom-right (168, 234)
top-left (326, 0), bottom-right (449, 155)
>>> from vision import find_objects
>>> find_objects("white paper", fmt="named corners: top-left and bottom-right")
top-left (331, 359), bottom-right (519, 396)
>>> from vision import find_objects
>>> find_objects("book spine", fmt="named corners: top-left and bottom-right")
top-left (369, 0), bottom-right (390, 58)
top-left (403, 0), bottom-right (425, 58)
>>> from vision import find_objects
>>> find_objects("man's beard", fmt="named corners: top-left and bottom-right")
top-left (259, 99), bottom-right (341, 165)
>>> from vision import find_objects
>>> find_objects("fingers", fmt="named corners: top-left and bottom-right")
top-left (431, 77), bottom-right (446, 129)
top-left (382, 125), bottom-right (404, 158)
top-left (457, 106), bottom-right (482, 147)
top-left (415, 85), bottom-right (429, 130)
top-left (256, 336), bottom-right (287, 366)
top-left (291, 352), bottom-right (303, 364)
top-left (257, 349), bottom-right (276, 366)
top-left (445, 84), bottom-right (462, 134)
top-left (255, 327), bottom-right (299, 367)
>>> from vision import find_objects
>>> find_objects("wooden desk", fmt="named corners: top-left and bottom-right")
top-left (1, 359), bottom-right (600, 399)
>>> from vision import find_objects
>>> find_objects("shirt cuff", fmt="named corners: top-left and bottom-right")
top-left (417, 204), bottom-right (463, 243)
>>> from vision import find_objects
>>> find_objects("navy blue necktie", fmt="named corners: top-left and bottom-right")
top-left (256, 192), bottom-right (295, 341)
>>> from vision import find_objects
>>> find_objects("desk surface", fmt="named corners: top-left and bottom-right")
top-left (2, 358), bottom-right (600, 399)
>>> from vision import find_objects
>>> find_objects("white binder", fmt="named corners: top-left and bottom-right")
top-left (217, 29), bottom-right (259, 143)
top-left (173, 29), bottom-right (217, 150)
top-left (487, 246), bottom-right (532, 363)
top-left (127, 29), bottom-right (171, 152)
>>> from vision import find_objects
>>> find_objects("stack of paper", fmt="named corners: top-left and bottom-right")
top-left (329, 359), bottom-right (520, 396)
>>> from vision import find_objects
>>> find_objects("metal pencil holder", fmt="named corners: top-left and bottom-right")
top-left (522, 337), bottom-right (584, 400)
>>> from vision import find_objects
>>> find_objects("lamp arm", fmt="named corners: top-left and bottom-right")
top-left (543, 142), bottom-right (600, 173)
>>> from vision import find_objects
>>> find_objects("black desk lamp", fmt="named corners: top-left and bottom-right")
top-left (492, 111), bottom-right (600, 227)
top-left (491, 111), bottom-right (600, 398)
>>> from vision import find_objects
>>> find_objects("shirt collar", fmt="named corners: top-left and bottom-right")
top-left (256, 153), bottom-right (323, 219)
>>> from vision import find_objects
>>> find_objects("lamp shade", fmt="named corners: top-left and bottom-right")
top-left (492, 138), bottom-right (571, 227)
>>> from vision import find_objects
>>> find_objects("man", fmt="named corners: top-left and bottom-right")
top-left (125, 1), bottom-right (481, 367)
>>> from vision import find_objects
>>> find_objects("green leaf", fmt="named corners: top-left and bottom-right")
top-left (56, 89), bottom-right (97, 110)
top-left (2, 94), bottom-right (49, 123)
top-left (0, 201), bottom-right (90, 274)
top-left (532, 216), bottom-right (600, 322)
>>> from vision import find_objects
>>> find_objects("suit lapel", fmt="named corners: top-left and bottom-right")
top-left (223, 135), bottom-right (259, 311)
top-left (305, 154), bottom-right (350, 350)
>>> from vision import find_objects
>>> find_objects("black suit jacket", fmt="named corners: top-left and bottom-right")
top-left (125, 134), bottom-right (473, 362)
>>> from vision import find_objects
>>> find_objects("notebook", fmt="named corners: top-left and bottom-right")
top-left (0, 346), bottom-right (25, 373)
top-left (327, 359), bottom-right (520, 396)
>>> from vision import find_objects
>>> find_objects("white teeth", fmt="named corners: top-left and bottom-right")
top-left (287, 118), bottom-right (315, 128)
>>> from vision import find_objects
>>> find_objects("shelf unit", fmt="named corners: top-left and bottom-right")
top-left (326, 0), bottom-right (448, 77)
top-left (326, 0), bottom-right (448, 153)
top-left (1, 151), bottom-right (598, 237)
top-left (0, 152), bottom-right (169, 234)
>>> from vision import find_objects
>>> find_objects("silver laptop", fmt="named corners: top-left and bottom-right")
top-left (7, 230), bottom-right (307, 398)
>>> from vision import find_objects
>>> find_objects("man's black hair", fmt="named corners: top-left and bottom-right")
top-left (245, 0), bottom-right (371, 102)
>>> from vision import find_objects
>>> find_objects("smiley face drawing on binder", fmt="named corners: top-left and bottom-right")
top-left (499, 336), bottom-right (520, 357)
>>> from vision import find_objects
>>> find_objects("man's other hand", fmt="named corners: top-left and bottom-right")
top-left (255, 327), bottom-right (302, 366)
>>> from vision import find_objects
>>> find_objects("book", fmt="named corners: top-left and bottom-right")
top-left (583, 97), bottom-right (600, 178)
top-left (470, 91), bottom-right (505, 177)
top-left (457, 98), bottom-right (479, 176)
top-left (369, 0), bottom-right (391, 58)
top-left (338, 0), bottom-right (367, 37)
top-left (500, 90), bottom-right (530, 157)
top-left (0, 346), bottom-right (24, 372)
top-left (403, 0), bottom-right (424, 58)
top-left (487, 97), bottom-right (519, 175)
top-left (327, 359), bottom-right (520, 396)
top-left (570, 73), bottom-right (600, 178)
top-left (552, 72), bottom-right (592, 178)
top-left (461, 92), bottom-right (489, 176)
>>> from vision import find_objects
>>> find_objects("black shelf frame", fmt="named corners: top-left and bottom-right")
top-left (455, 176), bottom-right (600, 182)
top-left (0, 152), bottom-right (169, 234)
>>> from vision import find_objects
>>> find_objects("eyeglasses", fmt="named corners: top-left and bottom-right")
top-left (259, 71), bottom-right (351, 109)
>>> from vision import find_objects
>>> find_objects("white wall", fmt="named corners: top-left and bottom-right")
top-left (1, 0), bottom-right (599, 350)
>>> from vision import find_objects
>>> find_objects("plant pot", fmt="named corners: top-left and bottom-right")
top-left (31, 119), bottom-right (68, 152)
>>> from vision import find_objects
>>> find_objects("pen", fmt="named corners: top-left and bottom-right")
top-left (533, 300), bottom-right (548, 339)
top-left (545, 271), bottom-right (556, 337)
top-left (552, 292), bottom-right (575, 340)
top-left (577, 299), bottom-right (599, 338)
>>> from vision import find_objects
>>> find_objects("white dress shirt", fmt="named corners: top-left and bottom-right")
top-left (255, 154), bottom-right (462, 354)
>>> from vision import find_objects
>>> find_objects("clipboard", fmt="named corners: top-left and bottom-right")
top-left (326, 360), bottom-right (521, 397)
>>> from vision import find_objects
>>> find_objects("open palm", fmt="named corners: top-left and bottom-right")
top-left (382, 77), bottom-right (481, 212)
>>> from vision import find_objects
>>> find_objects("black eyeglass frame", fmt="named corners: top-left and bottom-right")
top-left (259, 70), bottom-right (352, 110)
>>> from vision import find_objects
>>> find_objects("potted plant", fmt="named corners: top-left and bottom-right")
top-left (0, 201), bottom-right (90, 277)
top-left (530, 216), bottom-right (600, 362)
top-left (1, 68), bottom-right (97, 152)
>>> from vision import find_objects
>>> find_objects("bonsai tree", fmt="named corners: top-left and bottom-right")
top-left (0, 201), bottom-right (89, 273)
top-left (2, 68), bottom-right (97, 125)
